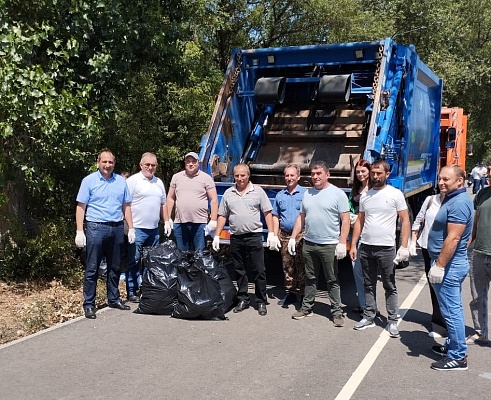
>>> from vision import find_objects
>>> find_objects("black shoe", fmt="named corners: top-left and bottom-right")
top-left (431, 356), bottom-right (468, 371)
top-left (432, 345), bottom-right (448, 356)
top-left (127, 295), bottom-right (140, 303)
top-left (84, 307), bottom-right (96, 319)
top-left (108, 300), bottom-right (131, 310)
top-left (233, 301), bottom-right (250, 313)
top-left (258, 303), bottom-right (267, 316)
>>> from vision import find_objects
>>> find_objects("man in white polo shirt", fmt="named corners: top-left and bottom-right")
top-left (125, 152), bottom-right (169, 302)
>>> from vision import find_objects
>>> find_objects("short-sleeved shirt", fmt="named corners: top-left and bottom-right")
top-left (126, 171), bottom-right (166, 229)
top-left (427, 188), bottom-right (473, 262)
top-left (359, 185), bottom-right (407, 246)
top-left (301, 184), bottom-right (350, 245)
top-left (218, 183), bottom-right (272, 235)
top-left (272, 185), bottom-right (306, 233)
top-left (76, 170), bottom-right (131, 222)
top-left (411, 194), bottom-right (442, 249)
top-left (170, 170), bottom-right (215, 223)
top-left (473, 186), bottom-right (491, 255)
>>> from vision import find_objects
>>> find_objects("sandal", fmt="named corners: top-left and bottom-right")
top-left (466, 333), bottom-right (490, 345)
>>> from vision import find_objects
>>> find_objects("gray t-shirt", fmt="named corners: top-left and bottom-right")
top-left (218, 183), bottom-right (272, 235)
top-left (474, 186), bottom-right (491, 255)
top-left (301, 184), bottom-right (350, 244)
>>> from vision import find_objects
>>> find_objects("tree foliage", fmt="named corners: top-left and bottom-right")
top-left (1, 0), bottom-right (491, 279)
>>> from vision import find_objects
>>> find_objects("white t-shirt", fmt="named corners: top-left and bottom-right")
top-left (471, 166), bottom-right (482, 179)
top-left (359, 185), bottom-right (407, 246)
top-left (126, 172), bottom-right (166, 229)
top-left (411, 194), bottom-right (442, 249)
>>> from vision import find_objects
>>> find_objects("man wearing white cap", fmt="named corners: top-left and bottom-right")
top-left (166, 151), bottom-right (218, 251)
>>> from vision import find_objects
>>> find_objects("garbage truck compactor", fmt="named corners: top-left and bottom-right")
top-left (198, 38), bottom-right (443, 243)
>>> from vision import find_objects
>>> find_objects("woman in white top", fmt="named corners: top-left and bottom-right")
top-left (348, 159), bottom-right (371, 313)
top-left (410, 192), bottom-right (447, 338)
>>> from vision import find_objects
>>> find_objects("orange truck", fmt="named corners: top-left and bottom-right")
top-left (439, 107), bottom-right (468, 171)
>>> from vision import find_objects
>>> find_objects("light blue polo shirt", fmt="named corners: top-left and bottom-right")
top-left (76, 170), bottom-right (132, 222)
top-left (427, 188), bottom-right (473, 263)
top-left (272, 185), bottom-right (306, 233)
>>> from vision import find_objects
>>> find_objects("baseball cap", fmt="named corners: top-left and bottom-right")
top-left (184, 151), bottom-right (199, 160)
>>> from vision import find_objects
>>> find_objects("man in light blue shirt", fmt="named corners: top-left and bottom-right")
top-left (427, 165), bottom-right (473, 371)
top-left (75, 150), bottom-right (135, 319)
top-left (272, 164), bottom-right (306, 306)
top-left (288, 161), bottom-right (350, 327)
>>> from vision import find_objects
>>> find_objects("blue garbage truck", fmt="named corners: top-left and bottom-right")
top-left (197, 37), bottom-right (443, 243)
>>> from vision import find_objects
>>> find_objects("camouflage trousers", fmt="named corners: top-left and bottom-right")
top-left (279, 230), bottom-right (305, 293)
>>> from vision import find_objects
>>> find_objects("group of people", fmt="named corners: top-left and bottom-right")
top-left (75, 150), bottom-right (218, 319)
top-left (411, 164), bottom-right (491, 371)
top-left (75, 150), bottom-right (488, 372)
top-left (470, 162), bottom-right (488, 194)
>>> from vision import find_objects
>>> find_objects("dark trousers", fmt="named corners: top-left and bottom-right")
top-left (422, 248), bottom-right (447, 330)
top-left (84, 222), bottom-right (124, 309)
top-left (359, 244), bottom-right (398, 322)
top-left (230, 232), bottom-right (267, 304)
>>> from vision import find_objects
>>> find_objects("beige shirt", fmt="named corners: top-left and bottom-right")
top-left (169, 170), bottom-right (215, 223)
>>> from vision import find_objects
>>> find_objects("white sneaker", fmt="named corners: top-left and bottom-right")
top-left (388, 323), bottom-right (400, 338)
top-left (354, 318), bottom-right (375, 330)
top-left (428, 331), bottom-right (443, 338)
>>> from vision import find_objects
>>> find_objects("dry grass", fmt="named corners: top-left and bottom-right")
top-left (0, 278), bottom-right (125, 345)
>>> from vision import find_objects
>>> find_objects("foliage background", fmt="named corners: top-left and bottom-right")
top-left (1, 0), bottom-right (490, 280)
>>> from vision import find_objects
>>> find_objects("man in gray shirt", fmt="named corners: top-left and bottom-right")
top-left (213, 163), bottom-right (275, 316)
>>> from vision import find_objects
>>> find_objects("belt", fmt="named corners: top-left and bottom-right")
top-left (89, 220), bottom-right (123, 227)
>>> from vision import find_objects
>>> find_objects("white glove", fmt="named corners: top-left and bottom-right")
top-left (349, 213), bottom-right (358, 227)
top-left (287, 238), bottom-right (296, 256)
top-left (206, 220), bottom-right (217, 232)
top-left (128, 228), bottom-right (136, 244)
top-left (266, 232), bottom-right (275, 248)
top-left (75, 230), bottom-right (86, 247)
top-left (212, 236), bottom-right (220, 251)
top-left (428, 262), bottom-right (445, 284)
top-left (409, 239), bottom-right (417, 256)
top-left (268, 235), bottom-right (281, 251)
top-left (393, 246), bottom-right (410, 265)
top-left (335, 243), bottom-right (347, 259)
top-left (164, 219), bottom-right (173, 237)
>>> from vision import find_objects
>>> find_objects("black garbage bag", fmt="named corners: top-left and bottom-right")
top-left (172, 258), bottom-right (224, 320)
top-left (136, 240), bottom-right (182, 315)
top-left (193, 251), bottom-right (237, 314)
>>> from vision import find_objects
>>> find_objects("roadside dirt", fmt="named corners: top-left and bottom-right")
top-left (0, 280), bottom-right (83, 345)
top-left (0, 279), bottom-right (126, 345)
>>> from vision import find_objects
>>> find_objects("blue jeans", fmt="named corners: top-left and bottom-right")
top-left (301, 241), bottom-right (342, 317)
top-left (432, 259), bottom-right (469, 360)
top-left (359, 244), bottom-right (398, 322)
top-left (83, 221), bottom-right (124, 309)
top-left (126, 227), bottom-right (160, 298)
top-left (473, 179), bottom-right (481, 194)
top-left (173, 222), bottom-right (206, 251)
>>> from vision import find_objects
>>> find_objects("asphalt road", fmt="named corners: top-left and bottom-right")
top-left (0, 243), bottom-right (490, 400)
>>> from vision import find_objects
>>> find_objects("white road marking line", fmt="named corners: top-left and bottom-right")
top-left (335, 272), bottom-right (428, 400)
